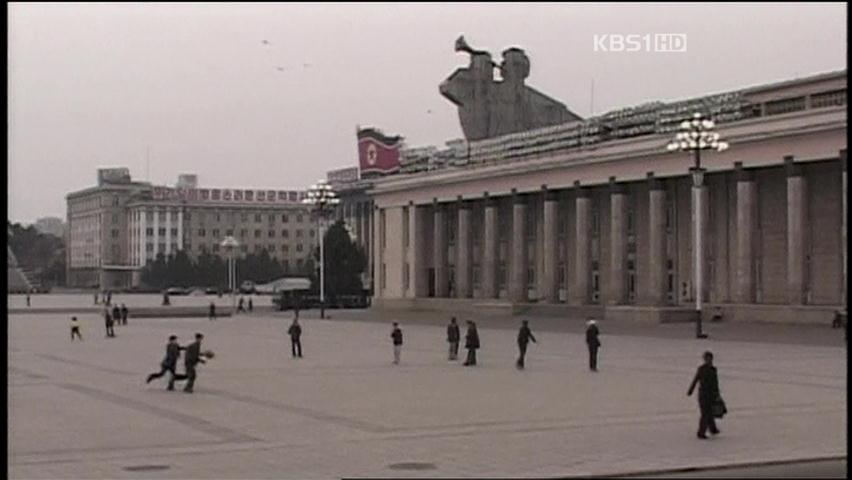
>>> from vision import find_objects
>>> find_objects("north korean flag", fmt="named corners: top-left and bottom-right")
top-left (357, 127), bottom-right (402, 175)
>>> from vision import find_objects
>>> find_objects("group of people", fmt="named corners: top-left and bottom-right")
top-left (102, 304), bottom-right (129, 337)
top-left (145, 333), bottom-right (208, 393)
top-left (389, 317), bottom-right (600, 371)
top-left (94, 290), bottom-right (114, 306)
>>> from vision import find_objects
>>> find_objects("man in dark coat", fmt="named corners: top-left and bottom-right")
top-left (112, 305), bottom-right (121, 327)
top-left (208, 302), bottom-right (216, 321)
top-left (687, 350), bottom-right (721, 439)
top-left (237, 297), bottom-right (245, 313)
top-left (463, 321), bottom-right (480, 366)
top-left (391, 322), bottom-right (403, 364)
top-left (120, 304), bottom-right (129, 325)
top-left (516, 320), bottom-right (537, 369)
top-left (585, 319), bottom-right (601, 371)
top-left (146, 335), bottom-right (184, 390)
top-left (104, 308), bottom-right (115, 338)
top-left (175, 333), bottom-right (206, 393)
top-left (447, 317), bottom-right (461, 361)
top-left (288, 317), bottom-right (303, 358)
top-left (248, 297), bottom-right (253, 312)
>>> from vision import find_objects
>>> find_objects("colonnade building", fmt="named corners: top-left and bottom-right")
top-left (354, 70), bottom-right (846, 323)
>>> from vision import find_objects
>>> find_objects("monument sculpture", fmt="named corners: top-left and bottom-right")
top-left (440, 36), bottom-right (582, 141)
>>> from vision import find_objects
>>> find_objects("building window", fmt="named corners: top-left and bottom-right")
top-left (112, 196), bottom-right (120, 206)
top-left (254, 245), bottom-right (262, 253)
top-left (810, 89), bottom-right (847, 108)
top-left (281, 244), bottom-right (289, 253)
top-left (296, 229), bottom-right (303, 238)
top-left (254, 229), bottom-right (261, 238)
top-left (240, 244), bottom-right (248, 253)
top-left (171, 228), bottom-right (178, 236)
top-left (111, 229), bottom-right (119, 238)
top-left (297, 259), bottom-right (305, 270)
top-left (764, 96), bottom-right (806, 115)
top-left (241, 213), bottom-right (248, 222)
top-left (158, 228), bottom-right (166, 236)
top-left (296, 244), bottom-right (303, 252)
top-left (112, 214), bottom-right (119, 224)
top-left (255, 213), bottom-right (262, 222)
top-left (146, 243), bottom-right (154, 252)
top-left (527, 266), bottom-right (536, 287)
top-left (268, 230), bottom-right (275, 238)
top-left (309, 229), bottom-right (315, 238)
top-left (216, 214), bottom-right (221, 222)
top-left (297, 214), bottom-right (304, 223)
top-left (268, 214), bottom-right (275, 223)
top-left (213, 244), bottom-right (220, 252)
top-left (282, 214), bottom-right (289, 223)
top-left (226, 229), bottom-right (233, 236)
top-left (198, 229), bottom-right (206, 237)
top-left (240, 229), bottom-right (247, 238)
top-left (282, 230), bottom-right (289, 238)
top-left (158, 243), bottom-right (166, 252)
top-left (268, 244), bottom-right (275, 252)
top-left (185, 212), bottom-right (192, 221)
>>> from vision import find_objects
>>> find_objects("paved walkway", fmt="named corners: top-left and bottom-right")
top-left (8, 308), bottom-right (847, 479)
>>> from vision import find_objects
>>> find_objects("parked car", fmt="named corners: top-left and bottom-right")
top-left (166, 287), bottom-right (190, 296)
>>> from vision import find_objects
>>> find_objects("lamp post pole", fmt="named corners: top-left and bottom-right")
top-left (303, 180), bottom-right (339, 320)
top-left (667, 113), bottom-right (727, 339)
top-left (221, 236), bottom-right (239, 314)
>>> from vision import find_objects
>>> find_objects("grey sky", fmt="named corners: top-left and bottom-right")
top-left (8, 2), bottom-right (846, 223)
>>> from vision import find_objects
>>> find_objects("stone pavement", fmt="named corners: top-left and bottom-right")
top-left (8, 307), bottom-right (847, 479)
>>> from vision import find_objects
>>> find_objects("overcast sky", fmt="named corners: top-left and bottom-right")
top-left (8, 2), bottom-right (847, 223)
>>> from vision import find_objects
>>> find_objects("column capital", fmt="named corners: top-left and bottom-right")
top-left (785, 155), bottom-right (804, 177)
top-left (647, 172), bottom-right (665, 191)
top-left (574, 181), bottom-right (591, 198)
top-left (609, 177), bottom-right (627, 195)
top-left (734, 162), bottom-right (753, 182)
top-left (458, 196), bottom-right (472, 210)
top-left (511, 188), bottom-right (527, 205)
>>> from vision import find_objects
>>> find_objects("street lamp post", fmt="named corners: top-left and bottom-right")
top-left (667, 112), bottom-right (729, 339)
top-left (221, 236), bottom-right (240, 313)
top-left (302, 180), bottom-right (339, 319)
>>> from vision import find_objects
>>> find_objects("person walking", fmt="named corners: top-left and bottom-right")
top-left (112, 305), bottom-right (121, 327)
top-left (248, 297), bottom-right (253, 312)
top-left (586, 319), bottom-right (601, 371)
top-left (120, 304), bottom-right (129, 325)
top-left (687, 350), bottom-right (722, 439)
top-left (447, 317), bottom-right (461, 360)
top-left (26, 291), bottom-right (31, 307)
top-left (516, 320), bottom-right (537, 369)
top-left (391, 322), bottom-right (403, 364)
top-left (104, 308), bottom-right (115, 338)
top-left (288, 317), bottom-right (303, 358)
top-left (175, 333), bottom-right (206, 393)
top-left (146, 335), bottom-right (184, 390)
top-left (237, 297), bottom-right (245, 313)
top-left (107, 291), bottom-right (113, 306)
top-left (94, 292), bottom-right (99, 305)
top-left (70, 316), bottom-right (83, 341)
top-left (208, 302), bottom-right (216, 321)
top-left (463, 321), bottom-right (480, 366)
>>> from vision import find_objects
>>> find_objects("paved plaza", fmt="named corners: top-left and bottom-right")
top-left (8, 295), bottom-right (848, 478)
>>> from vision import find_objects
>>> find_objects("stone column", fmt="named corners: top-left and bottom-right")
top-left (152, 209), bottom-right (160, 258)
top-left (165, 207), bottom-right (173, 256)
top-left (735, 165), bottom-right (756, 303)
top-left (509, 191), bottom-right (528, 302)
top-left (177, 208), bottom-right (184, 251)
top-left (410, 205), bottom-right (428, 298)
top-left (481, 194), bottom-right (498, 299)
top-left (542, 188), bottom-right (559, 303)
top-left (786, 157), bottom-right (806, 305)
top-left (842, 149), bottom-right (847, 308)
top-left (609, 181), bottom-right (628, 305)
top-left (140, 209), bottom-right (148, 266)
top-left (433, 200), bottom-right (449, 297)
top-left (456, 198), bottom-right (472, 298)
top-left (647, 174), bottom-right (667, 305)
top-left (573, 184), bottom-right (591, 305)
top-left (691, 183), bottom-right (710, 305)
